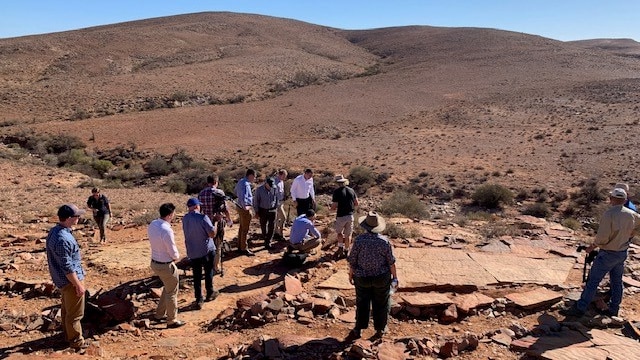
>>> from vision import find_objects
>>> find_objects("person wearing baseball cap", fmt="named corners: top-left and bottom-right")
top-left (614, 183), bottom-right (637, 212)
top-left (46, 204), bottom-right (88, 351)
top-left (183, 197), bottom-right (217, 309)
top-left (562, 187), bottom-right (640, 318)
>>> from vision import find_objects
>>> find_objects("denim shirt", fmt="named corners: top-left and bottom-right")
top-left (46, 224), bottom-right (85, 288)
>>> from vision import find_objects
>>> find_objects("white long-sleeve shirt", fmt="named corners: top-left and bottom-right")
top-left (148, 218), bottom-right (180, 262)
top-left (290, 174), bottom-right (315, 201)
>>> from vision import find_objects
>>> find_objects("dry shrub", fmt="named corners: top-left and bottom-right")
top-left (472, 184), bottom-right (513, 209)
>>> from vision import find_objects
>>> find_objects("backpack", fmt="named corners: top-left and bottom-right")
top-left (282, 252), bottom-right (308, 267)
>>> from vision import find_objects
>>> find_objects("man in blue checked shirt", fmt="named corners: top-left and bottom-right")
top-left (46, 204), bottom-right (88, 352)
top-left (234, 168), bottom-right (256, 256)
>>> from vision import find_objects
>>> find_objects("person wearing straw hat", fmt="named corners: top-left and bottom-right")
top-left (346, 212), bottom-right (397, 341)
top-left (331, 174), bottom-right (359, 259)
top-left (561, 187), bottom-right (640, 318)
top-left (614, 183), bottom-right (637, 212)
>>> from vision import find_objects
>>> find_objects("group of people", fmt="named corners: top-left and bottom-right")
top-left (46, 170), bottom-right (638, 351)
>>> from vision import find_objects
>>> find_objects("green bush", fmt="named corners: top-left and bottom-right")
top-left (132, 212), bottom-right (157, 226)
top-left (521, 203), bottom-right (550, 218)
top-left (91, 159), bottom-right (114, 176)
top-left (472, 184), bottom-right (513, 209)
top-left (166, 178), bottom-right (187, 193)
top-left (383, 222), bottom-right (422, 239)
top-left (570, 178), bottom-right (604, 208)
top-left (379, 191), bottom-right (429, 219)
top-left (349, 166), bottom-right (376, 194)
top-left (561, 218), bottom-right (581, 230)
top-left (144, 156), bottom-right (172, 176)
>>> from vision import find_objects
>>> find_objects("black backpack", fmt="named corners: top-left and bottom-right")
top-left (282, 252), bottom-right (308, 267)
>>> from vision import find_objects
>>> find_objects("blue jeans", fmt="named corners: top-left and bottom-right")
top-left (577, 249), bottom-right (627, 314)
top-left (191, 252), bottom-right (214, 301)
top-left (353, 272), bottom-right (391, 331)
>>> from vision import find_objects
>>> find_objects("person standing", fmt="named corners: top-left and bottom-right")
top-left (148, 203), bottom-right (185, 328)
top-left (199, 174), bottom-right (233, 274)
top-left (347, 212), bottom-right (397, 341)
top-left (182, 198), bottom-right (217, 309)
top-left (234, 169), bottom-right (256, 256)
top-left (615, 183), bottom-right (637, 212)
top-left (331, 175), bottom-right (359, 259)
top-left (254, 177), bottom-right (279, 249)
top-left (86, 187), bottom-right (111, 243)
top-left (46, 204), bottom-right (88, 351)
top-left (288, 209), bottom-right (322, 253)
top-left (561, 187), bottom-right (640, 317)
top-left (290, 168), bottom-right (315, 216)
top-left (274, 169), bottom-right (288, 240)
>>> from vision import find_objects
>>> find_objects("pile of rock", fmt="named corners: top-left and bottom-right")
top-left (0, 309), bottom-right (49, 334)
top-left (219, 332), bottom-right (480, 360)
top-left (208, 281), bottom-right (351, 331)
top-left (0, 278), bottom-right (57, 298)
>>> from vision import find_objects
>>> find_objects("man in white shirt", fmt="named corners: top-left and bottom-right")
top-left (290, 168), bottom-right (315, 216)
top-left (148, 203), bottom-right (185, 328)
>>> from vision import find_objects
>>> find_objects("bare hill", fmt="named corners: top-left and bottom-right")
top-left (1, 12), bottom-right (640, 188)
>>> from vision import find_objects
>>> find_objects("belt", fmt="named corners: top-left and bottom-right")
top-left (151, 259), bottom-right (173, 264)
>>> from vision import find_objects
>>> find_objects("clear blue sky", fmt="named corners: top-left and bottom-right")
top-left (1, 0), bottom-right (638, 41)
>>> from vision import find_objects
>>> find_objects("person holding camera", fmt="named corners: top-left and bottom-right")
top-left (562, 187), bottom-right (640, 318)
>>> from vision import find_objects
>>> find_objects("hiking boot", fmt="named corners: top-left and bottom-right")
top-left (345, 328), bottom-right (362, 342)
top-left (265, 241), bottom-right (273, 250)
top-left (167, 320), bottom-right (186, 328)
top-left (205, 290), bottom-right (219, 302)
top-left (560, 305), bottom-right (585, 317)
top-left (195, 299), bottom-right (204, 310)
top-left (71, 340), bottom-right (89, 352)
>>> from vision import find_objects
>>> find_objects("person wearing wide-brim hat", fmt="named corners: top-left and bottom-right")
top-left (346, 211), bottom-right (397, 341)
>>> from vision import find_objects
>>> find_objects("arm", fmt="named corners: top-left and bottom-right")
top-left (163, 226), bottom-right (180, 261)
top-left (204, 215), bottom-right (217, 238)
top-left (309, 223), bottom-right (321, 239)
top-left (290, 177), bottom-right (299, 201)
top-left (104, 196), bottom-right (112, 214)
top-left (66, 272), bottom-right (85, 297)
top-left (243, 182), bottom-right (253, 211)
top-left (592, 211), bottom-right (613, 248)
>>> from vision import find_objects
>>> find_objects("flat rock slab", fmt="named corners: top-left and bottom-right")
top-left (317, 270), bottom-right (352, 290)
top-left (527, 328), bottom-right (640, 360)
top-left (453, 293), bottom-right (495, 313)
top-left (506, 287), bottom-right (563, 309)
top-left (623, 276), bottom-right (640, 288)
top-left (395, 248), bottom-right (496, 287)
top-left (400, 293), bottom-right (453, 307)
top-left (468, 253), bottom-right (574, 285)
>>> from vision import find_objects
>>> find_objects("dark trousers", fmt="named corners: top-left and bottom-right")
top-left (258, 208), bottom-right (276, 243)
top-left (191, 252), bottom-right (214, 301)
top-left (296, 196), bottom-right (313, 216)
top-left (354, 272), bottom-right (391, 331)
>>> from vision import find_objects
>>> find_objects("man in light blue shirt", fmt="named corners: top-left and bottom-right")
top-left (234, 169), bottom-right (255, 256)
top-left (182, 198), bottom-right (217, 309)
top-left (288, 209), bottom-right (322, 253)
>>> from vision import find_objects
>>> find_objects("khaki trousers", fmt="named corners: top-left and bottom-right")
top-left (150, 261), bottom-right (179, 322)
top-left (275, 204), bottom-right (286, 235)
top-left (60, 283), bottom-right (85, 348)
top-left (237, 207), bottom-right (252, 251)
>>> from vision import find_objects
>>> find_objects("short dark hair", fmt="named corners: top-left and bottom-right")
top-left (159, 203), bottom-right (176, 218)
top-left (305, 209), bottom-right (316, 218)
top-left (304, 168), bottom-right (313, 175)
top-left (246, 168), bottom-right (256, 177)
top-left (207, 174), bottom-right (218, 184)
top-left (91, 187), bottom-right (100, 194)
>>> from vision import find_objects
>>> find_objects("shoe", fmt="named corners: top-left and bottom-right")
top-left (560, 305), bottom-right (585, 317)
top-left (167, 320), bottom-right (186, 328)
top-left (599, 308), bottom-right (618, 317)
top-left (265, 242), bottom-right (273, 249)
top-left (335, 248), bottom-right (346, 259)
top-left (71, 340), bottom-right (89, 351)
top-left (241, 249), bottom-right (255, 256)
top-left (345, 328), bottom-right (361, 342)
top-left (151, 315), bottom-right (166, 324)
top-left (195, 299), bottom-right (204, 310)
top-left (205, 290), bottom-right (219, 302)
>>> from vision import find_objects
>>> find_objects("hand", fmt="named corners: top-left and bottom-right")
top-left (75, 282), bottom-right (86, 297)
top-left (586, 245), bottom-right (597, 253)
